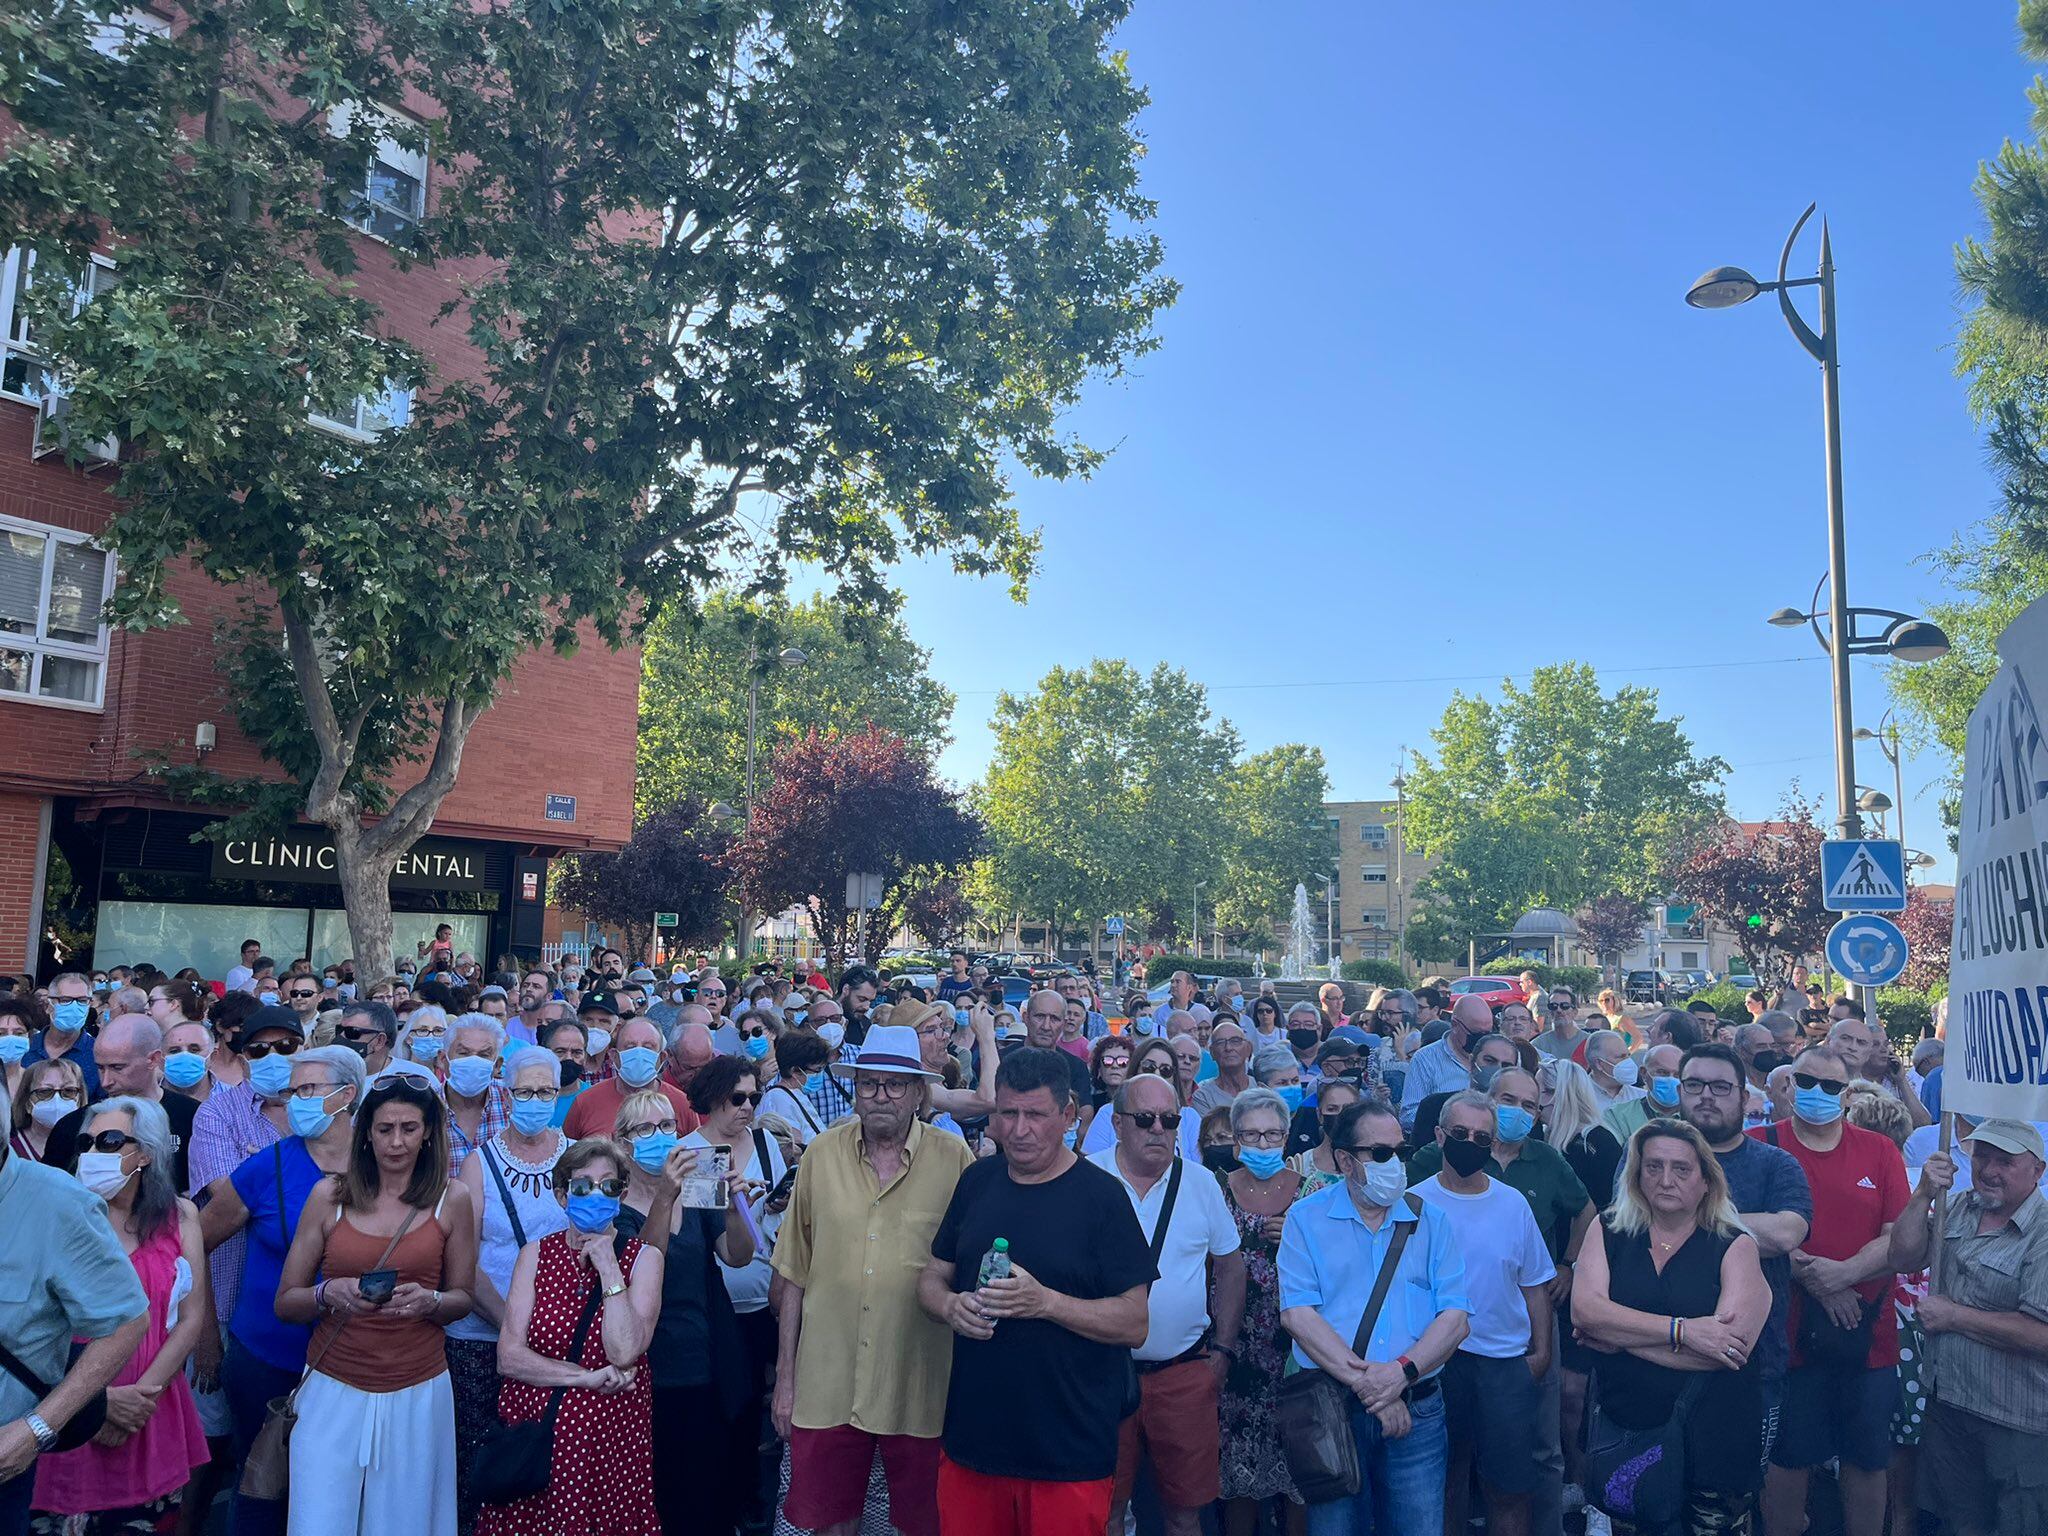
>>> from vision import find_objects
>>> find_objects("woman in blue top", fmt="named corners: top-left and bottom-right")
top-left (197, 1044), bottom-right (362, 1536)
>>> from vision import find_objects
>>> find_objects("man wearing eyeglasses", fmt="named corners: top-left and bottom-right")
top-left (1746, 1044), bottom-right (1908, 1536)
top-left (280, 973), bottom-right (321, 1027)
top-left (1278, 1099), bottom-right (1469, 1536)
top-left (772, 1022), bottom-right (974, 1536)
top-left (1413, 1092), bottom-right (1555, 1536)
top-left (1091, 1071), bottom-right (1243, 1536)
top-left (1677, 1043), bottom-right (1811, 1473)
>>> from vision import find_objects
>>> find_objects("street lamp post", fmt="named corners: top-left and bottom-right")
top-left (1853, 711), bottom-right (1909, 854)
top-left (734, 641), bottom-right (807, 960)
top-left (1392, 765), bottom-right (1409, 973)
top-left (1689, 206), bottom-right (1949, 852)
top-left (1192, 881), bottom-right (1205, 958)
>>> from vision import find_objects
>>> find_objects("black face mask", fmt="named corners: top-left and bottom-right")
top-left (1287, 1028), bottom-right (1320, 1053)
top-left (558, 1059), bottom-right (584, 1089)
top-left (1200, 1145), bottom-right (1240, 1174)
top-left (1441, 1137), bottom-right (1492, 1178)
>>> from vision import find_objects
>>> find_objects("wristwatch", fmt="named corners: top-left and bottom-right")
top-left (1397, 1355), bottom-right (1420, 1386)
top-left (24, 1413), bottom-right (58, 1454)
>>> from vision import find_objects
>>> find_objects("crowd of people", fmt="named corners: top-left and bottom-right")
top-left (0, 944), bottom-right (2040, 1536)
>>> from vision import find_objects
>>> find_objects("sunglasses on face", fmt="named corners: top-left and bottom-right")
top-left (739, 1025), bottom-right (769, 1039)
top-left (243, 1040), bottom-right (301, 1060)
top-left (76, 1130), bottom-right (141, 1154)
top-left (1342, 1142), bottom-right (1404, 1163)
top-left (728, 1091), bottom-right (763, 1109)
top-left (1135, 1061), bottom-right (1175, 1077)
top-left (1121, 1109), bottom-right (1180, 1131)
top-left (1443, 1126), bottom-right (1494, 1148)
top-left (1792, 1073), bottom-right (1846, 1095)
top-left (337, 1026), bottom-right (382, 1043)
top-left (566, 1176), bottom-right (627, 1199)
top-left (1549, 1001), bottom-right (1575, 1011)
top-left (27, 1086), bottom-right (75, 1103)
top-left (286, 989), bottom-right (319, 1001)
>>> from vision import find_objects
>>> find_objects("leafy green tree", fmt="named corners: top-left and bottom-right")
top-left (1404, 663), bottom-right (1726, 954)
top-left (1890, 9), bottom-right (2048, 830)
top-left (977, 660), bottom-right (1239, 953)
top-left (636, 593), bottom-right (956, 819)
top-left (554, 802), bottom-right (734, 963)
top-left (0, 0), bottom-right (1173, 976)
top-left (1212, 744), bottom-right (1337, 947)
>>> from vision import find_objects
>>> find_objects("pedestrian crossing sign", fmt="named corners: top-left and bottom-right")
top-left (1820, 838), bottom-right (1907, 913)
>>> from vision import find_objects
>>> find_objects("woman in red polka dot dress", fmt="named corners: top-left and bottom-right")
top-left (478, 1138), bottom-right (665, 1536)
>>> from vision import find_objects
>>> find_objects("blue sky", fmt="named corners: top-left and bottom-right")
top-left (878, 3), bottom-right (2032, 883)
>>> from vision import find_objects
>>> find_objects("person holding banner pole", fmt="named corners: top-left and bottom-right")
top-left (1889, 1117), bottom-right (2048, 1536)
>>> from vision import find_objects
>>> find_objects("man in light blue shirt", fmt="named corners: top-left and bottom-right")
top-left (1279, 1101), bottom-right (1470, 1536)
top-left (1399, 995), bottom-right (1495, 1131)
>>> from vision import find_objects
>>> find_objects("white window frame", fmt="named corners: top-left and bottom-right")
top-left (308, 375), bottom-right (412, 442)
top-left (86, 6), bottom-right (170, 59)
top-left (0, 247), bottom-right (119, 406)
top-left (328, 102), bottom-right (427, 242)
top-left (1361, 863), bottom-right (1388, 884)
top-left (1358, 823), bottom-right (1388, 847)
top-left (0, 512), bottom-right (117, 712)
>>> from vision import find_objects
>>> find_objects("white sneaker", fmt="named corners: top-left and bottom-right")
top-left (1563, 1482), bottom-right (1586, 1514)
top-left (1583, 1505), bottom-right (1613, 1536)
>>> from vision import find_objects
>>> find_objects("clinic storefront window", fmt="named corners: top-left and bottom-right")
top-left (77, 810), bottom-right (511, 979)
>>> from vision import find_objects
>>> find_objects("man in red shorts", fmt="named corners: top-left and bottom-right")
top-left (1091, 1068), bottom-right (1245, 1535)
top-left (769, 1017), bottom-right (976, 1536)
top-left (917, 1047), bottom-right (1154, 1536)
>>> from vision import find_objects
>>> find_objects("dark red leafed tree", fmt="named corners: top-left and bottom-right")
top-left (1894, 886), bottom-right (1953, 992)
top-left (1576, 894), bottom-right (1648, 987)
top-left (724, 728), bottom-right (982, 963)
top-left (554, 800), bottom-right (735, 961)
top-left (1670, 794), bottom-right (1831, 990)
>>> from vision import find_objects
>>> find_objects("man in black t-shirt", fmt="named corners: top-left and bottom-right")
top-left (918, 1048), bottom-right (1153, 1536)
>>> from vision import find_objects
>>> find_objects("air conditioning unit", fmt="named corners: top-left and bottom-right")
top-left (32, 380), bottom-right (118, 467)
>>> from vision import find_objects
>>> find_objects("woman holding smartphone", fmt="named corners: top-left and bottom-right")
top-left (274, 1072), bottom-right (478, 1536)
top-left (612, 1088), bottom-right (753, 1536)
top-left (683, 1054), bottom-right (787, 1531)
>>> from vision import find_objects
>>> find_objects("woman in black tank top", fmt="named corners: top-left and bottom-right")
top-left (1574, 1118), bottom-right (1772, 1533)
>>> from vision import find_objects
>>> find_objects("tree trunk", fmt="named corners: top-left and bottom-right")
top-left (333, 819), bottom-right (399, 983)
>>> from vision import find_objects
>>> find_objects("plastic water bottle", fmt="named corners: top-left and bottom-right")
top-left (977, 1238), bottom-right (1012, 1287)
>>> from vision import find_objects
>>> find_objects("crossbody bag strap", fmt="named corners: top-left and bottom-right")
top-left (751, 1127), bottom-right (773, 1185)
top-left (481, 1143), bottom-right (529, 1250)
top-left (299, 1203), bottom-right (424, 1384)
top-left (1348, 1193), bottom-right (1423, 1359)
top-left (0, 1339), bottom-right (54, 1400)
top-left (1147, 1158), bottom-right (1185, 1269)
top-left (273, 1143), bottom-right (290, 1249)
top-left (538, 1273), bottom-right (609, 1430)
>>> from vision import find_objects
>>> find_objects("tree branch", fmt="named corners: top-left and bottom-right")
top-left (283, 603), bottom-right (354, 826)
top-left (361, 693), bottom-right (473, 862)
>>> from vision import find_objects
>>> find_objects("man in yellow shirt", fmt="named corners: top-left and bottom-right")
top-left (770, 1018), bottom-right (975, 1536)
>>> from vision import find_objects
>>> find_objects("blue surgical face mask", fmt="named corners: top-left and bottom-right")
top-left (447, 1056), bottom-right (497, 1098)
top-left (50, 1000), bottom-right (91, 1036)
top-left (508, 1095), bottom-right (555, 1137)
top-left (1494, 1103), bottom-right (1536, 1143)
top-left (630, 1130), bottom-right (679, 1173)
top-left (1794, 1084), bottom-right (1843, 1125)
top-left (408, 1033), bottom-right (443, 1061)
top-left (163, 1051), bottom-right (208, 1090)
top-left (565, 1191), bottom-right (620, 1233)
top-left (248, 1050), bottom-right (295, 1098)
top-left (1276, 1084), bottom-right (1305, 1113)
top-left (1649, 1075), bottom-right (1682, 1108)
top-left (287, 1089), bottom-right (344, 1140)
top-left (617, 1046), bottom-right (659, 1087)
top-left (0, 1035), bottom-right (29, 1066)
top-left (1238, 1146), bottom-right (1287, 1180)
top-left (783, 1011), bottom-right (805, 1030)
top-left (1062, 1123), bottom-right (1079, 1150)
top-left (744, 1034), bottom-right (772, 1062)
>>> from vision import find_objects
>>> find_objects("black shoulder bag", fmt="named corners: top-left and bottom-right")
top-left (0, 1338), bottom-right (106, 1453)
top-left (1273, 1192), bottom-right (1423, 1504)
top-left (1584, 1373), bottom-right (1709, 1526)
top-left (470, 1271), bottom-right (607, 1506)
top-left (1119, 1159), bottom-right (1186, 1419)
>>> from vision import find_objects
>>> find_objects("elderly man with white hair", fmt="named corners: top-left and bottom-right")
top-left (441, 1011), bottom-right (508, 1177)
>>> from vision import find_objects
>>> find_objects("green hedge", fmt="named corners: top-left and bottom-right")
top-left (1480, 960), bottom-right (1600, 996)
top-left (1875, 988), bottom-right (1933, 1047)
top-left (1346, 959), bottom-right (1409, 990)
top-left (1687, 983), bottom-right (1749, 1019)
top-left (1142, 954), bottom-right (1261, 979)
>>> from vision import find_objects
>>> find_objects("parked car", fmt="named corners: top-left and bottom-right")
top-left (1625, 969), bottom-right (1669, 1004)
top-left (1725, 973), bottom-right (1760, 991)
top-left (1449, 976), bottom-right (1522, 1012)
top-left (1665, 969), bottom-right (1711, 1000)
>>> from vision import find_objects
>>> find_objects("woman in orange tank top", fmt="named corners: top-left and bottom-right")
top-left (276, 1070), bottom-right (478, 1536)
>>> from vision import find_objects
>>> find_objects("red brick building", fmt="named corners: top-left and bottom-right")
top-left (0, 43), bottom-right (639, 979)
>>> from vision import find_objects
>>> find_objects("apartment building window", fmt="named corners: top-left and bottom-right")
top-left (309, 378), bottom-right (412, 441)
top-left (1359, 823), bottom-right (1388, 848)
top-left (88, 7), bottom-right (171, 58)
top-left (1361, 863), bottom-right (1388, 884)
top-left (330, 102), bottom-right (427, 241)
top-left (1361, 908), bottom-right (1388, 928)
top-left (0, 515), bottom-right (116, 707)
top-left (0, 249), bottom-right (118, 403)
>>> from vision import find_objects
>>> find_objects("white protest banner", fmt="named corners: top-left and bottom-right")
top-left (1948, 592), bottom-right (2048, 1119)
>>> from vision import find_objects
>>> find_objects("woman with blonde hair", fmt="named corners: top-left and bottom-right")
top-left (1574, 1118), bottom-right (1769, 1533)
top-left (9, 1054), bottom-right (85, 1161)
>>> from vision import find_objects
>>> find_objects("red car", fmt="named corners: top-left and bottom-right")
top-left (1448, 976), bottom-right (1523, 1013)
